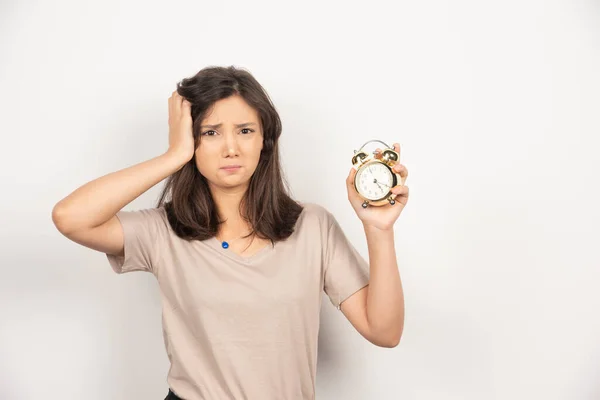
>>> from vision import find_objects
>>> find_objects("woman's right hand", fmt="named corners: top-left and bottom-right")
top-left (167, 90), bottom-right (195, 163)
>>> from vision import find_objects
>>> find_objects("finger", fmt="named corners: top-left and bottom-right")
top-left (374, 148), bottom-right (383, 159)
top-left (169, 91), bottom-right (175, 117)
top-left (346, 167), bottom-right (357, 187)
top-left (393, 163), bottom-right (408, 179)
top-left (393, 143), bottom-right (401, 162)
top-left (346, 168), bottom-right (362, 204)
top-left (180, 100), bottom-right (192, 124)
top-left (391, 185), bottom-right (409, 196)
top-left (168, 98), bottom-right (171, 123)
top-left (170, 90), bottom-right (181, 117)
top-left (181, 98), bottom-right (191, 113)
top-left (174, 92), bottom-right (183, 115)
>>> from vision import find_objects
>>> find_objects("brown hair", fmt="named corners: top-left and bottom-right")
top-left (156, 65), bottom-right (304, 247)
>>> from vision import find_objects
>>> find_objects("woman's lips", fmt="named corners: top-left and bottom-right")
top-left (221, 165), bottom-right (241, 171)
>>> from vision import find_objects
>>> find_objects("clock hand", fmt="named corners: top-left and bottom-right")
top-left (373, 177), bottom-right (391, 189)
top-left (373, 180), bottom-right (384, 190)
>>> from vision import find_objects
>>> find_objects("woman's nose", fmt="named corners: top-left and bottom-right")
top-left (224, 134), bottom-right (239, 155)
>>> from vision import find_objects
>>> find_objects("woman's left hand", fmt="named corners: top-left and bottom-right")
top-left (346, 142), bottom-right (409, 231)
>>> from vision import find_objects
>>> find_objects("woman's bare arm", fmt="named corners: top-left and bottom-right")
top-left (51, 90), bottom-right (195, 256)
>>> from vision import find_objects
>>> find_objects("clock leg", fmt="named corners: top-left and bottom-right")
top-left (388, 197), bottom-right (396, 206)
top-left (362, 200), bottom-right (369, 208)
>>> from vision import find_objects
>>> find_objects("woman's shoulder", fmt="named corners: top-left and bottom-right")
top-left (116, 205), bottom-right (170, 233)
top-left (296, 201), bottom-right (335, 226)
top-left (138, 205), bottom-right (168, 221)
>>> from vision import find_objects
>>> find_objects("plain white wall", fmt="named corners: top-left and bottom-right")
top-left (1, 0), bottom-right (599, 399)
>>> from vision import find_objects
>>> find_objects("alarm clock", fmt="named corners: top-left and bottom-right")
top-left (351, 139), bottom-right (402, 208)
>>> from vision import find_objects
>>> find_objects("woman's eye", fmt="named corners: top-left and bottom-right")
top-left (201, 129), bottom-right (254, 136)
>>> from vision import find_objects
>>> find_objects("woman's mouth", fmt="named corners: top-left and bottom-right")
top-left (221, 165), bottom-right (242, 172)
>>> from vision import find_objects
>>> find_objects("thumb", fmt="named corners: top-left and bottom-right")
top-left (347, 167), bottom-right (357, 187)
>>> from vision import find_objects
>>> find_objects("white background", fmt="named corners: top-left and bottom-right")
top-left (1, 0), bottom-right (599, 399)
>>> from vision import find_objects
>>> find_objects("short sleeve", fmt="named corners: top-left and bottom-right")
top-left (105, 207), bottom-right (167, 275)
top-left (323, 211), bottom-right (370, 310)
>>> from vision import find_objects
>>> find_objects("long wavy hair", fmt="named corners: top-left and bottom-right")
top-left (156, 65), bottom-right (303, 247)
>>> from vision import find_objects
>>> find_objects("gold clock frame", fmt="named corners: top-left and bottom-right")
top-left (351, 140), bottom-right (401, 208)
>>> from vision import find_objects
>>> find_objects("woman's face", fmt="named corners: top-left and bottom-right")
top-left (195, 95), bottom-right (264, 191)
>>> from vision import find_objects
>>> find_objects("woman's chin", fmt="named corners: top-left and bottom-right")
top-left (217, 176), bottom-right (250, 189)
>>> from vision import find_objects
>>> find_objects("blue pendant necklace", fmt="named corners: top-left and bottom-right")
top-left (216, 231), bottom-right (253, 249)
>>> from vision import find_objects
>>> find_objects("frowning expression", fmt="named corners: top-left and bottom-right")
top-left (194, 95), bottom-right (264, 191)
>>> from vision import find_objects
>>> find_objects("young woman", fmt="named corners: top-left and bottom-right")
top-left (52, 66), bottom-right (409, 400)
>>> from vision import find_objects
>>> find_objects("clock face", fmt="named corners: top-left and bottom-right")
top-left (355, 162), bottom-right (395, 201)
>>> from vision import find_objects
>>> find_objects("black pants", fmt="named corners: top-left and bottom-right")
top-left (165, 389), bottom-right (183, 400)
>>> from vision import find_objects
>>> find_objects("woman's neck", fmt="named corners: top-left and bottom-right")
top-left (210, 186), bottom-right (252, 237)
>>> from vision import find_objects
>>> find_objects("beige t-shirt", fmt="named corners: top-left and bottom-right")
top-left (106, 202), bottom-right (370, 400)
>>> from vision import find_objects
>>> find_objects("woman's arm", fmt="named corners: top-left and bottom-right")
top-left (52, 151), bottom-right (186, 234)
top-left (340, 225), bottom-right (404, 348)
top-left (341, 142), bottom-right (409, 347)
top-left (52, 91), bottom-right (195, 258)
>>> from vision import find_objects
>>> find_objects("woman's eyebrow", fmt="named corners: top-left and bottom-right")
top-left (201, 122), bottom-right (257, 129)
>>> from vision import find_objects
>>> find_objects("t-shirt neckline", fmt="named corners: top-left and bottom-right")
top-left (205, 236), bottom-right (276, 264)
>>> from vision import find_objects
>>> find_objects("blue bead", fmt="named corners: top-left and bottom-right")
top-left (222, 241), bottom-right (229, 249)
